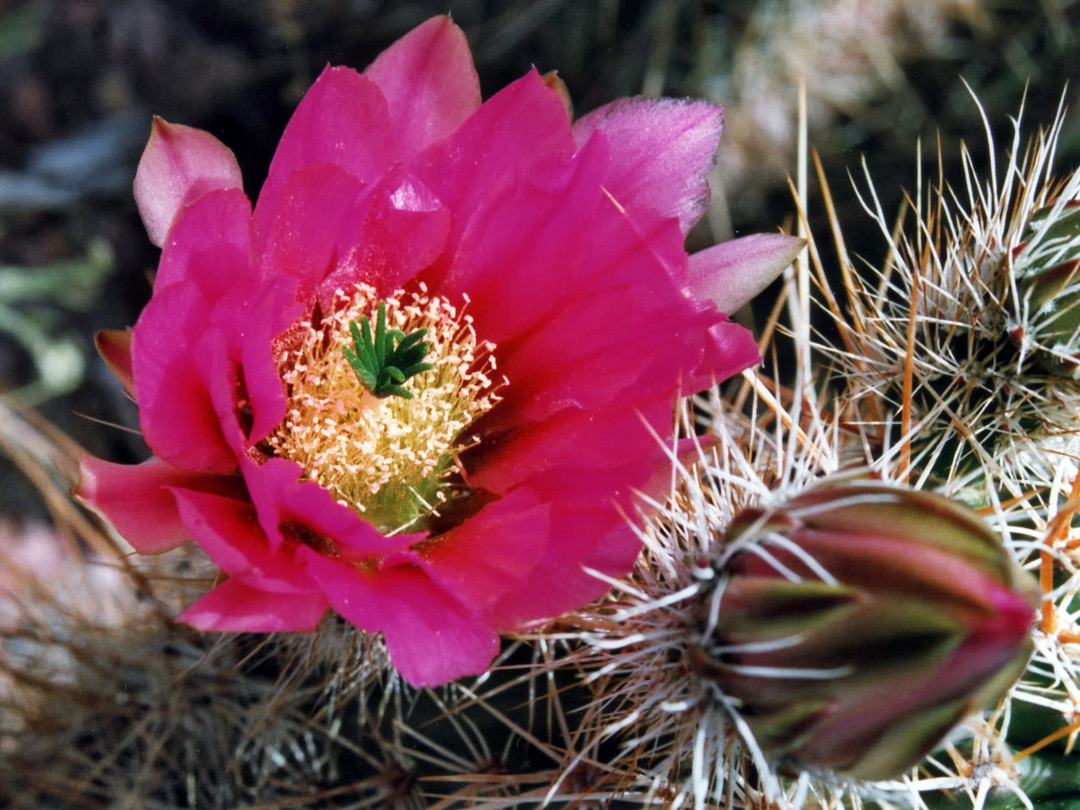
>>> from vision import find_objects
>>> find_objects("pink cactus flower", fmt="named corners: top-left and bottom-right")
top-left (78, 17), bottom-right (802, 686)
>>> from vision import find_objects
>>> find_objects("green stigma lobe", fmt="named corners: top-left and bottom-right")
top-left (343, 301), bottom-right (434, 399)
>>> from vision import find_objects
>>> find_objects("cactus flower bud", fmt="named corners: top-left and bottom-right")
top-left (1011, 200), bottom-right (1080, 377)
top-left (692, 478), bottom-right (1038, 781)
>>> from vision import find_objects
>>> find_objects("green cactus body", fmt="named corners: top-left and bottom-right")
top-left (1012, 200), bottom-right (1080, 378)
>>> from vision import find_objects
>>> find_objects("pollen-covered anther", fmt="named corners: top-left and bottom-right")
top-left (268, 283), bottom-right (504, 532)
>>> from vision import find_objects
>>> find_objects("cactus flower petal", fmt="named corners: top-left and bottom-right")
top-left (689, 232), bottom-right (804, 315)
top-left (572, 96), bottom-right (724, 234)
top-left (133, 118), bottom-right (243, 248)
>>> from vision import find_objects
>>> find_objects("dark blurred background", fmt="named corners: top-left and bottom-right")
top-left (0, 0), bottom-right (1078, 523)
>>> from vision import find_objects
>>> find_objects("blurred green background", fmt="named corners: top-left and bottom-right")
top-left (0, 0), bottom-right (1077, 523)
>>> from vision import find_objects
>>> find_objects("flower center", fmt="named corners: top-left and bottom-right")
top-left (268, 283), bottom-right (503, 534)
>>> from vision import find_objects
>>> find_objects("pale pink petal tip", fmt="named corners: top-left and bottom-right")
top-left (75, 455), bottom-right (193, 554)
top-left (573, 96), bottom-right (723, 233)
top-left (364, 15), bottom-right (481, 155)
top-left (134, 117), bottom-right (243, 247)
top-left (689, 233), bottom-right (805, 315)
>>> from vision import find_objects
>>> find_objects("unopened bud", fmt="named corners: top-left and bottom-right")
top-left (693, 477), bottom-right (1038, 781)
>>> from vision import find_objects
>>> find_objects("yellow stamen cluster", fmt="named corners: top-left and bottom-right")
top-left (268, 283), bottom-right (504, 533)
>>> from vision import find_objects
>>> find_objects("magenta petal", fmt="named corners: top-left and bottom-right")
top-left (171, 489), bottom-right (318, 593)
top-left (493, 285), bottom-right (719, 427)
top-left (573, 97), bottom-right (723, 234)
top-left (76, 455), bottom-right (245, 554)
top-left (242, 457), bottom-right (422, 557)
top-left (386, 489), bottom-right (550, 615)
top-left (698, 320), bottom-right (762, 384)
top-left (365, 16), bottom-right (481, 155)
top-left (689, 233), bottom-right (804, 315)
top-left (134, 118), bottom-right (244, 247)
top-left (195, 328), bottom-right (254, 457)
top-left (253, 66), bottom-right (396, 252)
top-left (237, 278), bottom-right (303, 444)
top-left (302, 551), bottom-right (499, 686)
top-left (488, 195), bottom-right (763, 426)
top-left (255, 164), bottom-right (365, 302)
top-left (438, 134), bottom-right (607, 343)
top-left (132, 282), bottom-right (236, 472)
top-left (490, 497), bottom-right (640, 626)
top-left (319, 172), bottom-right (450, 307)
top-left (411, 69), bottom-right (576, 270)
top-left (132, 189), bottom-right (256, 471)
top-left (471, 397), bottom-right (672, 496)
top-left (478, 441), bottom-right (696, 626)
top-left (179, 578), bottom-right (328, 632)
top-left (154, 188), bottom-right (252, 300)
top-left (482, 201), bottom-right (691, 424)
